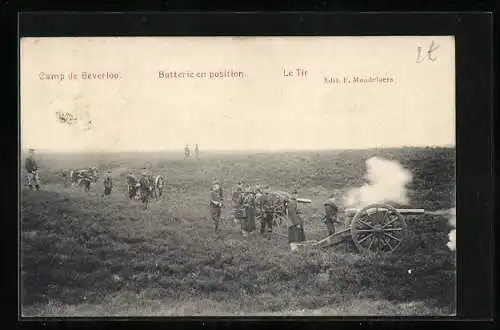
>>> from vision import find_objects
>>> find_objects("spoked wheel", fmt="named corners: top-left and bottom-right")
top-left (350, 203), bottom-right (408, 254)
top-left (272, 213), bottom-right (288, 237)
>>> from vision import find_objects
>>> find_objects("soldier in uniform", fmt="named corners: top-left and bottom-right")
top-left (232, 181), bottom-right (245, 225)
top-left (139, 168), bottom-right (151, 209)
top-left (184, 144), bottom-right (190, 159)
top-left (260, 185), bottom-right (274, 236)
top-left (323, 194), bottom-right (339, 236)
top-left (254, 184), bottom-right (263, 226)
top-left (209, 179), bottom-right (224, 232)
top-left (79, 170), bottom-right (92, 192)
top-left (103, 171), bottom-right (113, 197)
top-left (195, 144), bottom-right (199, 159)
top-left (62, 169), bottom-right (70, 188)
top-left (25, 149), bottom-right (40, 191)
top-left (241, 186), bottom-right (257, 237)
top-left (126, 173), bottom-right (138, 199)
top-left (286, 189), bottom-right (306, 251)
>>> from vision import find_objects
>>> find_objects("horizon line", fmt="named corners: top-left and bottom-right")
top-left (20, 145), bottom-right (456, 154)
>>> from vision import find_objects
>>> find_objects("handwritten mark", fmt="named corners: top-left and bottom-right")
top-left (55, 111), bottom-right (94, 131)
top-left (416, 40), bottom-right (440, 63)
top-left (84, 120), bottom-right (93, 131)
top-left (56, 111), bottom-right (78, 125)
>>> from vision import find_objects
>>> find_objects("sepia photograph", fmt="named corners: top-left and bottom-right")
top-left (20, 36), bottom-right (456, 317)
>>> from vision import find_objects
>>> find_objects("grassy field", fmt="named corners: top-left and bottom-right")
top-left (20, 147), bottom-right (456, 316)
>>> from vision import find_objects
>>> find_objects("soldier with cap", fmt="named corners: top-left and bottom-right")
top-left (139, 168), bottom-right (151, 209)
top-left (126, 172), bottom-right (139, 199)
top-left (209, 178), bottom-right (224, 232)
top-left (241, 186), bottom-right (257, 237)
top-left (323, 194), bottom-right (339, 236)
top-left (25, 148), bottom-right (40, 191)
top-left (254, 184), bottom-right (262, 221)
top-left (62, 169), bottom-right (71, 188)
top-left (259, 185), bottom-right (274, 236)
top-left (232, 181), bottom-right (245, 225)
top-left (79, 170), bottom-right (92, 192)
top-left (286, 189), bottom-right (306, 251)
top-left (102, 171), bottom-right (113, 197)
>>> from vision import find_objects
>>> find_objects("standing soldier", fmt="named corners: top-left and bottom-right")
top-left (25, 149), bottom-right (40, 191)
top-left (323, 194), bottom-right (339, 236)
top-left (184, 144), bottom-right (190, 159)
top-left (209, 179), bottom-right (224, 232)
top-left (126, 173), bottom-right (138, 199)
top-left (103, 171), bottom-right (113, 197)
top-left (139, 168), bottom-right (151, 209)
top-left (79, 170), bottom-right (92, 192)
top-left (286, 189), bottom-right (306, 251)
top-left (254, 184), bottom-right (263, 224)
top-left (195, 144), bottom-right (199, 159)
top-left (241, 186), bottom-right (257, 237)
top-left (232, 181), bottom-right (245, 225)
top-left (62, 169), bottom-right (70, 188)
top-left (260, 185), bottom-right (274, 236)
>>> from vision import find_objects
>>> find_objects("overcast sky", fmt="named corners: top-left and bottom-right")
top-left (21, 36), bottom-right (455, 152)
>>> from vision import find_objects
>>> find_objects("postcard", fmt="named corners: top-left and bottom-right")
top-left (20, 36), bottom-right (456, 316)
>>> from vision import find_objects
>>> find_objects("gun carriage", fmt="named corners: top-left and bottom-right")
top-left (269, 195), bottom-right (425, 254)
top-left (298, 203), bottom-right (425, 254)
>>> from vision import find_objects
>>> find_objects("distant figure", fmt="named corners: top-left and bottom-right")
top-left (78, 170), bottom-right (92, 192)
top-left (184, 144), bottom-right (190, 159)
top-left (254, 184), bottom-right (263, 225)
top-left (62, 169), bottom-right (70, 188)
top-left (139, 168), bottom-right (151, 209)
top-left (126, 173), bottom-right (139, 199)
top-left (286, 189), bottom-right (306, 251)
top-left (323, 194), bottom-right (339, 236)
top-left (260, 185), bottom-right (274, 236)
top-left (232, 181), bottom-right (245, 225)
top-left (209, 179), bottom-right (224, 232)
top-left (103, 171), bottom-right (113, 197)
top-left (90, 166), bottom-right (99, 183)
top-left (25, 149), bottom-right (40, 191)
top-left (241, 186), bottom-right (257, 237)
top-left (195, 144), bottom-right (199, 159)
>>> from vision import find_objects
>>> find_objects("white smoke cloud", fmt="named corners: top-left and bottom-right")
top-left (343, 157), bottom-right (412, 208)
top-left (447, 229), bottom-right (456, 251)
top-left (446, 207), bottom-right (456, 251)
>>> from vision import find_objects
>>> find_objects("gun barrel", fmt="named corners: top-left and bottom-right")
top-left (344, 207), bottom-right (425, 216)
top-left (396, 208), bottom-right (425, 215)
top-left (297, 198), bottom-right (312, 203)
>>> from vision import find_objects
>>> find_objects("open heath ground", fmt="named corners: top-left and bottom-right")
top-left (20, 147), bottom-right (456, 316)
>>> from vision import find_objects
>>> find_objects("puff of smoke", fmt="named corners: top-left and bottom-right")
top-left (343, 157), bottom-right (412, 208)
top-left (447, 229), bottom-right (456, 251)
top-left (446, 207), bottom-right (456, 251)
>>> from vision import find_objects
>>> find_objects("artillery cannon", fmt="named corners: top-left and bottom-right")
top-left (126, 173), bottom-right (165, 200)
top-left (292, 203), bottom-right (425, 254)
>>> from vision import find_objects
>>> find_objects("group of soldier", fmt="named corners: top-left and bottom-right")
top-left (25, 148), bottom-right (341, 251)
top-left (25, 148), bottom-right (115, 196)
top-left (209, 179), bottom-right (275, 237)
top-left (184, 144), bottom-right (200, 159)
top-left (208, 178), bottom-right (340, 250)
top-left (126, 168), bottom-right (158, 210)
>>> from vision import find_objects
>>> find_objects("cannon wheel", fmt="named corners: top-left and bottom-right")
top-left (350, 203), bottom-right (408, 254)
